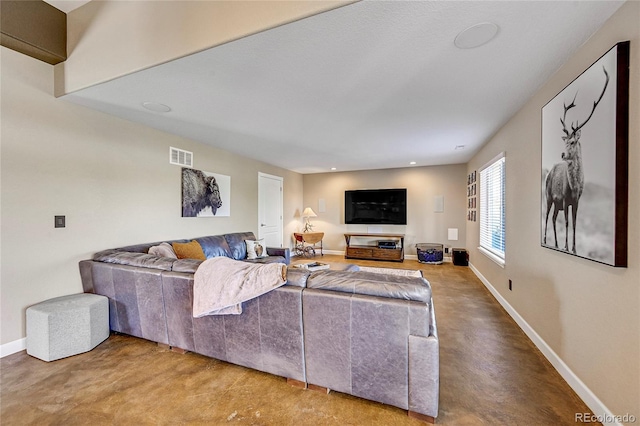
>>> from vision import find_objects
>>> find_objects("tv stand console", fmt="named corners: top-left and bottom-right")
top-left (344, 233), bottom-right (405, 262)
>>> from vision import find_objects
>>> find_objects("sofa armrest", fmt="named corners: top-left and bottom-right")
top-left (267, 247), bottom-right (290, 264)
top-left (306, 270), bottom-right (432, 303)
top-left (79, 260), bottom-right (95, 293)
top-left (408, 297), bottom-right (439, 418)
top-left (93, 249), bottom-right (175, 271)
top-left (285, 268), bottom-right (311, 287)
top-left (409, 334), bottom-right (439, 418)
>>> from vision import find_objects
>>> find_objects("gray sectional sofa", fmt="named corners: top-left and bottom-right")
top-left (79, 232), bottom-right (439, 422)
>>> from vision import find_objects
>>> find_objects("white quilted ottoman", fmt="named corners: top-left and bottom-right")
top-left (26, 293), bottom-right (109, 362)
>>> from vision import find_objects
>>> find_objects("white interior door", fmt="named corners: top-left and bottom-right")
top-left (258, 172), bottom-right (283, 247)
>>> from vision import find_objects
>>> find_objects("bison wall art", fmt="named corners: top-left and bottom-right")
top-left (182, 168), bottom-right (231, 217)
top-left (541, 41), bottom-right (629, 267)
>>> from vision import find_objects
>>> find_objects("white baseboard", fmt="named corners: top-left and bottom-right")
top-left (1, 338), bottom-right (26, 358)
top-left (468, 262), bottom-right (621, 426)
top-left (318, 249), bottom-right (344, 256)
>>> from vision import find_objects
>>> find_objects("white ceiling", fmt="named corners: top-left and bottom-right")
top-left (62, 1), bottom-right (624, 174)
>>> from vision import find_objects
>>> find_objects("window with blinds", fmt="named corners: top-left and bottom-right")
top-left (479, 154), bottom-right (505, 265)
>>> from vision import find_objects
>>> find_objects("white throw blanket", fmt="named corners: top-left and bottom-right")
top-left (193, 257), bottom-right (287, 317)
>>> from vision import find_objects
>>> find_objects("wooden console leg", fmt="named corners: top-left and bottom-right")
top-left (408, 411), bottom-right (436, 424)
top-left (170, 346), bottom-right (188, 354)
top-left (157, 343), bottom-right (170, 350)
top-left (308, 383), bottom-right (331, 394)
top-left (286, 378), bottom-right (307, 389)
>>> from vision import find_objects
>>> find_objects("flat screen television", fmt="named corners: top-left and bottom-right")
top-left (345, 188), bottom-right (407, 225)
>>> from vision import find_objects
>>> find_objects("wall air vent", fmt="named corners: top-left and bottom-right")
top-left (170, 147), bottom-right (193, 167)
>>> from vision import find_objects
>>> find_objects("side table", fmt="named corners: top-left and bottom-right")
top-left (294, 232), bottom-right (324, 258)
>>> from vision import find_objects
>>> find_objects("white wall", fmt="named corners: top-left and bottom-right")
top-left (303, 165), bottom-right (467, 254)
top-left (0, 46), bottom-right (303, 346)
top-left (466, 2), bottom-right (639, 422)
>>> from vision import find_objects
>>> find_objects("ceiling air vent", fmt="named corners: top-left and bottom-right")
top-left (170, 147), bottom-right (193, 167)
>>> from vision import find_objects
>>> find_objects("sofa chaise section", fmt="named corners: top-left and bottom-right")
top-left (302, 270), bottom-right (439, 422)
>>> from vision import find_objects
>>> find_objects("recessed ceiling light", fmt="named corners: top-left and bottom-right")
top-left (455, 145), bottom-right (466, 150)
top-left (409, 161), bottom-right (417, 165)
top-left (142, 102), bottom-right (172, 113)
top-left (454, 22), bottom-right (499, 49)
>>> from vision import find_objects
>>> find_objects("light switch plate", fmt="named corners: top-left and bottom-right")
top-left (54, 215), bottom-right (65, 228)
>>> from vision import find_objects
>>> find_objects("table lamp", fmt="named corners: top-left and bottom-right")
top-left (302, 207), bottom-right (317, 233)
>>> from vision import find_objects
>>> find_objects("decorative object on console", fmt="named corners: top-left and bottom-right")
top-left (377, 240), bottom-right (397, 249)
top-left (172, 240), bottom-right (206, 260)
top-left (181, 167), bottom-right (231, 217)
top-left (246, 239), bottom-right (268, 259)
top-left (541, 41), bottom-right (629, 267)
top-left (302, 207), bottom-right (317, 232)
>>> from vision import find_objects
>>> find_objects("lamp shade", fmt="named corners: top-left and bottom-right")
top-left (302, 207), bottom-right (317, 218)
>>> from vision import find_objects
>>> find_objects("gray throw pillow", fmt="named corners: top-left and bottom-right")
top-left (148, 242), bottom-right (178, 259)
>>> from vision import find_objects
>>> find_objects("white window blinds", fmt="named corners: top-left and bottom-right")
top-left (479, 154), bottom-right (505, 263)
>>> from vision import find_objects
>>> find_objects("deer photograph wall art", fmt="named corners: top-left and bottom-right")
top-left (541, 41), bottom-right (629, 267)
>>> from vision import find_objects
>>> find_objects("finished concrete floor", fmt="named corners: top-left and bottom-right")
top-left (1, 256), bottom-right (595, 425)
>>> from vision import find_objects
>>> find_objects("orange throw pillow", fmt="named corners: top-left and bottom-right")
top-left (172, 240), bottom-right (206, 260)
